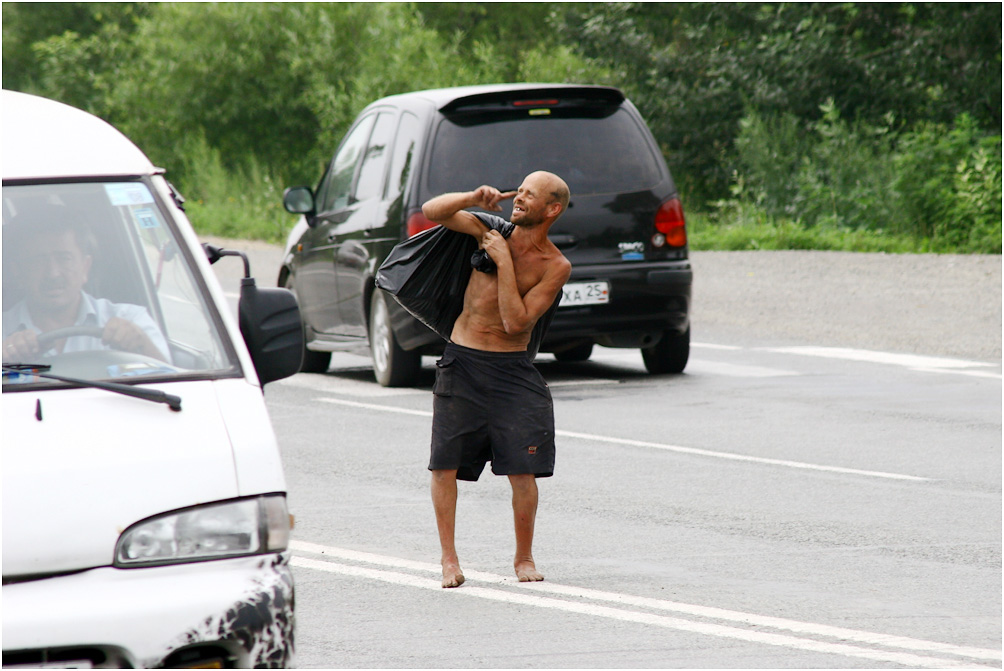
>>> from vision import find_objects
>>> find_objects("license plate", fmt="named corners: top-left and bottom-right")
top-left (560, 281), bottom-right (610, 307)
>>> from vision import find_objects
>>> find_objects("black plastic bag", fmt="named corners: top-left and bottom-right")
top-left (375, 224), bottom-right (476, 342)
top-left (374, 215), bottom-right (560, 359)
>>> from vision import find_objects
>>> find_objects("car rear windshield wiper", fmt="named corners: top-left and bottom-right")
top-left (2, 364), bottom-right (182, 412)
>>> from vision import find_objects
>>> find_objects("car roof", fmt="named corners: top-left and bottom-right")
top-left (2, 89), bottom-right (157, 181)
top-left (367, 83), bottom-right (625, 113)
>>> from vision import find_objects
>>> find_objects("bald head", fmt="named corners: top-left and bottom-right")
top-left (529, 171), bottom-right (570, 217)
top-left (511, 171), bottom-right (571, 228)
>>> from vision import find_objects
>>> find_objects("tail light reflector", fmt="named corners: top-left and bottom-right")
top-left (407, 212), bottom-right (439, 237)
top-left (654, 198), bottom-right (687, 247)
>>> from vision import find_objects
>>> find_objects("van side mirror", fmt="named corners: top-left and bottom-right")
top-left (202, 243), bottom-right (304, 385)
top-left (238, 278), bottom-right (304, 386)
top-left (283, 186), bottom-right (315, 216)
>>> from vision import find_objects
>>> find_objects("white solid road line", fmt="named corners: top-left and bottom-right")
top-left (556, 429), bottom-right (931, 481)
top-left (314, 397), bottom-right (932, 482)
top-left (289, 541), bottom-right (1000, 667)
top-left (762, 346), bottom-right (1000, 377)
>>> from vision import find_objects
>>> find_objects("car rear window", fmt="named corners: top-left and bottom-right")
top-left (424, 107), bottom-right (664, 197)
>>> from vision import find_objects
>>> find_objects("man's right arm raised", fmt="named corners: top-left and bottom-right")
top-left (422, 186), bottom-right (515, 238)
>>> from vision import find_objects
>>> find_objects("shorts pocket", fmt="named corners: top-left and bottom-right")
top-left (433, 356), bottom-right (454, 397)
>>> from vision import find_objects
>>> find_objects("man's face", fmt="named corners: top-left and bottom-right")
top-left (510, 175), bottom-right (554, 227)
top-left (23, 230), bottom-right (91, 314)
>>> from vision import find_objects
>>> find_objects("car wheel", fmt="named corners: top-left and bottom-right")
top-left (641, 326), bottom-right (690, 374)
top-left (283, 272), bottom-right (330, 373)
top-left (553, 341), bottom-right (594, 362)
top-left (369, 290), bottom-right (422, 387)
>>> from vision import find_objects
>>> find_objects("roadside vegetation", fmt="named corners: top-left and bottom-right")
top-left (4, 3), bottom-right (1000, 253)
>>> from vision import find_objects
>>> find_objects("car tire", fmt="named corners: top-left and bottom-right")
top-left (369, 290), bottom-right (422, 387)
top-left (553, 342), bottom-right (594, 362)
top-left (283, 272), bottom-right (330, 373)
top-left (641, 326), bottom-right (690, 374)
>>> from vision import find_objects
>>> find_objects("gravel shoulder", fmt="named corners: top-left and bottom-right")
top-left (205, 237), bottom-right (1002, 363)
top-left (691, 251), bottom-right (1001, 362)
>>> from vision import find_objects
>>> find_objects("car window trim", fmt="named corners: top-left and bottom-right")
top-left (352, 110), bottom-right (398, 205)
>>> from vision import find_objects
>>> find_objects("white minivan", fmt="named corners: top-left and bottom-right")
top-left (2, 90), bottom-right (303, 668)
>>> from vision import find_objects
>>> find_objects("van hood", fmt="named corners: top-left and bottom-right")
top-left (1, 378), bottom-right (279, 578)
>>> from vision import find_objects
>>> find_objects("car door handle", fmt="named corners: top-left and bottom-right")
top-left (549, 233), bottom-right (577, 249)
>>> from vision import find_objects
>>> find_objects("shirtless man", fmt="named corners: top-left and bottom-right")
top-left (422, 171), bottom-right (571, 588)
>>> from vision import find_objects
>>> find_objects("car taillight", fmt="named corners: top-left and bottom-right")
top-left (653, 198), bottom-right (687, 248)
top-left (407, 212), bottom-right (439, 237)
top-left (513, 99), bottom-right (559, 107)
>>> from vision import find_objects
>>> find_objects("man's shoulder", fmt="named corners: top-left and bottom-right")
top-left (2, 301), bottom-right (30, 336)
top-left (550, 250), bottom-right (572, 279)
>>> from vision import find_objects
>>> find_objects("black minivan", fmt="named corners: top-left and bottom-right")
top-left (280, 84), bottom-right (692, 386)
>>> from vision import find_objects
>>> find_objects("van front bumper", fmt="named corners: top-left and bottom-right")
top-left (2, 553), bottom-right (294, 669)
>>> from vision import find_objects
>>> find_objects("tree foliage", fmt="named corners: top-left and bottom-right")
top-left (3, 2), bottom-right (999, 251)
top-left (553, 2), bottom-right (1001, 203)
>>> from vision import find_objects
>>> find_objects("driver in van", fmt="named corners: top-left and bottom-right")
top-left (2, 219), bottom-right (170, 363)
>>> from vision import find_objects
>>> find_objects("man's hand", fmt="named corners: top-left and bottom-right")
top-left (2, 330), bottom-right (40, 361)
top-left (472, 185), bottom-right (516, 212)
top-left (482, 229), bottom-right (512, 266)
top-left (103, 317), bottom-right (162, 359)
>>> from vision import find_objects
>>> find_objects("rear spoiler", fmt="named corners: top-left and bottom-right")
top-left (439, 86), bottom-right (625, 115)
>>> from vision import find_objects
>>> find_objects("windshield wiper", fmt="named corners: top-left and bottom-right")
top-left (2, 364), bottom-right (182, 412)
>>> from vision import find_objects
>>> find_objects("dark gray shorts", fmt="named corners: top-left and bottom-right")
top-left (430, 343), bottom-right (555, 481)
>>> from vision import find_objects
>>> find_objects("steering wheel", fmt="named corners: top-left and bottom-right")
top-left (24, 325), bottom-right (180, 379)
top-left (35, 325), bottom-right (106, 350)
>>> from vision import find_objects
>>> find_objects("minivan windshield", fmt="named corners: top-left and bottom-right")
top-left (2, 181), bottom-right (238, 387)
top-left (425, 107), bottom-right (664, 197)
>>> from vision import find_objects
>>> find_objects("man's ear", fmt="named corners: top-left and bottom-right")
top-left (546, 201), bottom-right (563, 219)
top-left (82, 254), bottom-right (93, 282)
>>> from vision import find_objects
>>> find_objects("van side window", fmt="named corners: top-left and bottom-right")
top-left (354, 113), bottom-right (396, 203)
top-left (385, 112), bottom-right (420, 202)
top-left (316, 114), bottom-right (376, 213)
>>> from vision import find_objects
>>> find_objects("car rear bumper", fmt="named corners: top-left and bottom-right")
top-left (2, 554), bottom-right (294, 669)
top-left (545, 260), bottom-right (692, 347)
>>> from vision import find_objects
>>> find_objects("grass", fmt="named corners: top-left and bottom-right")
top-left (172, 134), bottom-right (296, 244)
top-left (686, 211), bottom-right (931, 253)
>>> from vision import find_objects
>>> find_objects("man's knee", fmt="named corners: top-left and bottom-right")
top-left (508, 473), bottom-right (537, 493)
top-left (432, 469), bottom-right (458, 481)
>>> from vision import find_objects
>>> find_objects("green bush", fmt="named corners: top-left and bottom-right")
top-left (893, 116), bottom-right (1002, 253)
top-left (945, 143), bottom-right (1003, 253)
top-left (727, 104), bottom-right (1002, 253)
top-left (174, 134), bottom-right (288, 243)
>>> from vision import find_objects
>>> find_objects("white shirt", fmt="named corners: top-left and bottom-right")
top-left (3, 292), bottom-right (171, 362)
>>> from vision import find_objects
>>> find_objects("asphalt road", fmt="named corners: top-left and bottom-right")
top-left (208, 240), bottom-right (1001, 668)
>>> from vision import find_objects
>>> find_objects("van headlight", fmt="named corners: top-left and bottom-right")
top-left (115, 495), bottom-right (289, 567)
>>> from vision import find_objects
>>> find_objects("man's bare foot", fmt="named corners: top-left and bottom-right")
top-left (515, 560), bottom-right (543, 582)
top-left (442, 560), bottom-right (465, 588)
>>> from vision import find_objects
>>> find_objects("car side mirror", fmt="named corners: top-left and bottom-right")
top-left (283, 186), bottom-right (315, 216)
top-left (239, 278), bottom-right (304, 386)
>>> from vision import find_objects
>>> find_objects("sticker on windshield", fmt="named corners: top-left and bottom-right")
top-left (104, 183), bottom-right (154, 206)
top-left (133, 207), bottom-right (160, 229)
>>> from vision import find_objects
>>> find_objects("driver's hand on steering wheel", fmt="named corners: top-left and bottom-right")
top-left (3, 330), bottom-right (40, 362)
top-left (102, 317), bottom-right (162, 360)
